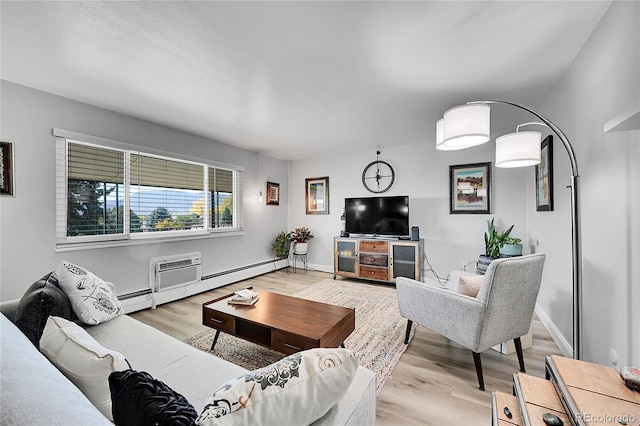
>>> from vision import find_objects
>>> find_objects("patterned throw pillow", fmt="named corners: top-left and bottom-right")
top-left (197, 348), bottom-right (359, 426)
top-left (55, 260), bottom-right (123, 325)
top-left (458, 274), bottom-right (484, 298)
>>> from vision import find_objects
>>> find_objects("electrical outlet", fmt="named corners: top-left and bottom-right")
top-left (609, 348), bottom-right (618, 366)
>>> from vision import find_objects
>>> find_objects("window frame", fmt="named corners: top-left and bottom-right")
top-left (54, 129), bottom-right (244, 251)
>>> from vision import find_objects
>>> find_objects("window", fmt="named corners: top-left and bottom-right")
top-left (55, 131), bottom-right (243, 247)
top-left (130, 153), bottom-right (205, 233)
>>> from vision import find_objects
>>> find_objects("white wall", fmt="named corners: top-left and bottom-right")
top-left (534, 1), bottom-right (639, 366)
top-left (287, 136), bottom-right (529, 284)
top-left (0, 81), bottom-right (289, 301)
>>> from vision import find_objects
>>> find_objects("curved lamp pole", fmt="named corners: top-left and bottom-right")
top-left (466, 100), bottom-right (582, 360)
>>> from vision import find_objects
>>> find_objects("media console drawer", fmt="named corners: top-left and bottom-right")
top-left (359, 240), bottom-right (388, 253)
top-left (359, 266), bottom-right (388, 281)
top-left (359, 253), bottom-right (388, 267)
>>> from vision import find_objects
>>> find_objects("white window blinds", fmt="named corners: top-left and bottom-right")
top-left (55, 131), bottom-right (243, 247)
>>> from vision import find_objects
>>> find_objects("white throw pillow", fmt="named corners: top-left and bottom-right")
top-left (197, 348), bottom-right (359, 426)
top-left (39, 316), bottom-right (130, 421)
top-left (55, 260), bottom-right (123, 325)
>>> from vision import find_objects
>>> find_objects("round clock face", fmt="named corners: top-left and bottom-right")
top-left (362, 160), bottom-right (395, 193)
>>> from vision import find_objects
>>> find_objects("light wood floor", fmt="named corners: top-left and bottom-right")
top-left (130, 269), bottom-right (563, 425)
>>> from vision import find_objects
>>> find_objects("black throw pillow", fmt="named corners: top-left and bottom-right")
top-left (109, 369), bottom-right (197, 426)
top-left (15, 271), bottom-right (73, 347)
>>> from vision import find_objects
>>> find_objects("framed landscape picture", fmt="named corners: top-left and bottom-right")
top-left (449, 162), bottom-right (491, 214)
top-left (0, 141), bottom-right (14, 197)
top-left (266, 181), bottom-right (280, 205)
top-left (536, 135), bottom-right (554, 211)
top-left (305, 176), bottom-right (329, 214)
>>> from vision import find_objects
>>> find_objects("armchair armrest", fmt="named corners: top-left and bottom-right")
top-left (396, 277), bottom-right (486, 351)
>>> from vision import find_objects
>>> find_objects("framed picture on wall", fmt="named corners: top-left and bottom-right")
top-left (266, 181), bottom-right (280, 205)
top-left (449, 162), bottom-right (491, 214)
top-left (536, 135), bottom-right (554, 211)
top-left (0, 141), bottom-right (15, 197)
top-left (305, 176), bottom-right (329, 214)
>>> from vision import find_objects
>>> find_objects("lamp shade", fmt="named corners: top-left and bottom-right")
top-left (436, 118), bottom-right (465, 150)
top-left (442, 104), bottom-right (491, 148)
top-left (495, 131), bottom-right (542, 168)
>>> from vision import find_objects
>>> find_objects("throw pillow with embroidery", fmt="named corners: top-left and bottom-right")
top-left (56, 260), bottom-right (123, 325)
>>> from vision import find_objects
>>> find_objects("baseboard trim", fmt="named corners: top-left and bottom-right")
top-left (535, 303), bottom-right (573, 357)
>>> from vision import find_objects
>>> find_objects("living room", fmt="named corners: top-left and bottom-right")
top-left (1, 1), bottom-right (638, 423)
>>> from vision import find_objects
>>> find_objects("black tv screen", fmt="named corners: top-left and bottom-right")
top-left (345, 196), bottom-right (409, 237)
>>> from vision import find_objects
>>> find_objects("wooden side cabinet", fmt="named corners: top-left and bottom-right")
top-left (334, 237), bottom-right (424, 284)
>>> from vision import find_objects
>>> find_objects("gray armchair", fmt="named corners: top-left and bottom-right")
top-left (396, 253), bottom-right (545, 390)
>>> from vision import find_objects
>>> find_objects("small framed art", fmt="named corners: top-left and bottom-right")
top-left (536, 135), bottom-right (554, 211)
top-left (305, 176), bottom-right (329, 214)
top-left (266, 181), bottom-right (280, 205)
top-left (0, 141), bottom-right (14, 197)
top-left (449, 162), bottom-right (491, 214)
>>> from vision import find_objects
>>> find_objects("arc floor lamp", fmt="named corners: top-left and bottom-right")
top-left (436, 100), bottom-right (582, 360)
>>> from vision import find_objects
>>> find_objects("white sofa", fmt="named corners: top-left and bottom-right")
top-left (0, 299), bottom-right (376, 425)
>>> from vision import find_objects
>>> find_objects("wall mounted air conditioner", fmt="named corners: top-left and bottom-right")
top-left (149, 252), bottom-right (202, 292)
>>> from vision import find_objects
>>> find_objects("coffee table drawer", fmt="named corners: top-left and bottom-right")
top-left (272, 330), bottom-right (318, 355)
top-left (203, 310), bottom-right (235, 334)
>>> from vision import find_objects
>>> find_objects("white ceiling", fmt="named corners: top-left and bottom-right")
top-left (1, 1), bottom-right (611, 161)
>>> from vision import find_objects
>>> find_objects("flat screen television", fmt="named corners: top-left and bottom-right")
top-left (344, 195), bottom-right (409, 237)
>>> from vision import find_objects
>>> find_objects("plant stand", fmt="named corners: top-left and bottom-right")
top-left (292, 252), bottom-right (308, 273)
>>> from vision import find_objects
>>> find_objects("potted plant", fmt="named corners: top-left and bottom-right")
top-left (499, 236), bottom-right (523, 257)
top-left (272, 231), bottom-right (290, 259)
top-left (289, 227), bottom-right (313, 254)
top-left (478, 218), bottom-right (515, 274)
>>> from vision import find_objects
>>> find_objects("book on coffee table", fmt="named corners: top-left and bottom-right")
top-left (227, 289), bottom-right (259, 305)
top-left (228, 295), bottom-right (259, 305)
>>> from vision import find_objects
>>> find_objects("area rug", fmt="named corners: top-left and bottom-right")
top-left (184, 279), bottom-right (415, 395)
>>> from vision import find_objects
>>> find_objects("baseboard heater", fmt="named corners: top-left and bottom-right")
top-left (201, 259), bottom-right (283, 281)
top-left (118, 289), bottom-right (151, 300)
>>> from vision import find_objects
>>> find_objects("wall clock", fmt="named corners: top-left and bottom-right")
top-left (362, 151), bottom-right (395, 193)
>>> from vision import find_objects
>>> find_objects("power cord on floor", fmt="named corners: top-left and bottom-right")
top-left (422, 252), bottom-right (450, 287)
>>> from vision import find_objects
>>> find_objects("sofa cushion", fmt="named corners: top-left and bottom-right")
top-left (14, 271), bottom-right (73, 347)
top-left (1, 314), bottom-right (112, 425)
top-left (197, 348), bottom-right (359, 426)
top-left (458, 274), bottom-right (484, 298)
top-left (109, 369), bottom-right (198, 426)
top-left (55, 260), bottom-right (123, 325)
top-left (85, 315), bottom-right (249, 413)
top-left (39, 316), bottom-right (130, 421)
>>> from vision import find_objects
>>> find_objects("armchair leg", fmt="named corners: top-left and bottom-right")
top-left (514, 337), bottom-right (526, 372)
top-left (472, 352), bottom-right (485, 391)
top-left (404, 320), bottom-right (413, 344)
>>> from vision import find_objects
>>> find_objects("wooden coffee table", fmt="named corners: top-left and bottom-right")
top-left (202, 291), bottom-right (355, 355)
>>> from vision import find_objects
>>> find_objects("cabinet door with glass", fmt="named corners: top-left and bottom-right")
top-left (389, 240), bottom-right (423, 282)
top-left (334, 238), bottom-right (358, 278)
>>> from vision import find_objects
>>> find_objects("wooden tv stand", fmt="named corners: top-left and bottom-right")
top-left (333, 236), bottom-right (424, 284)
